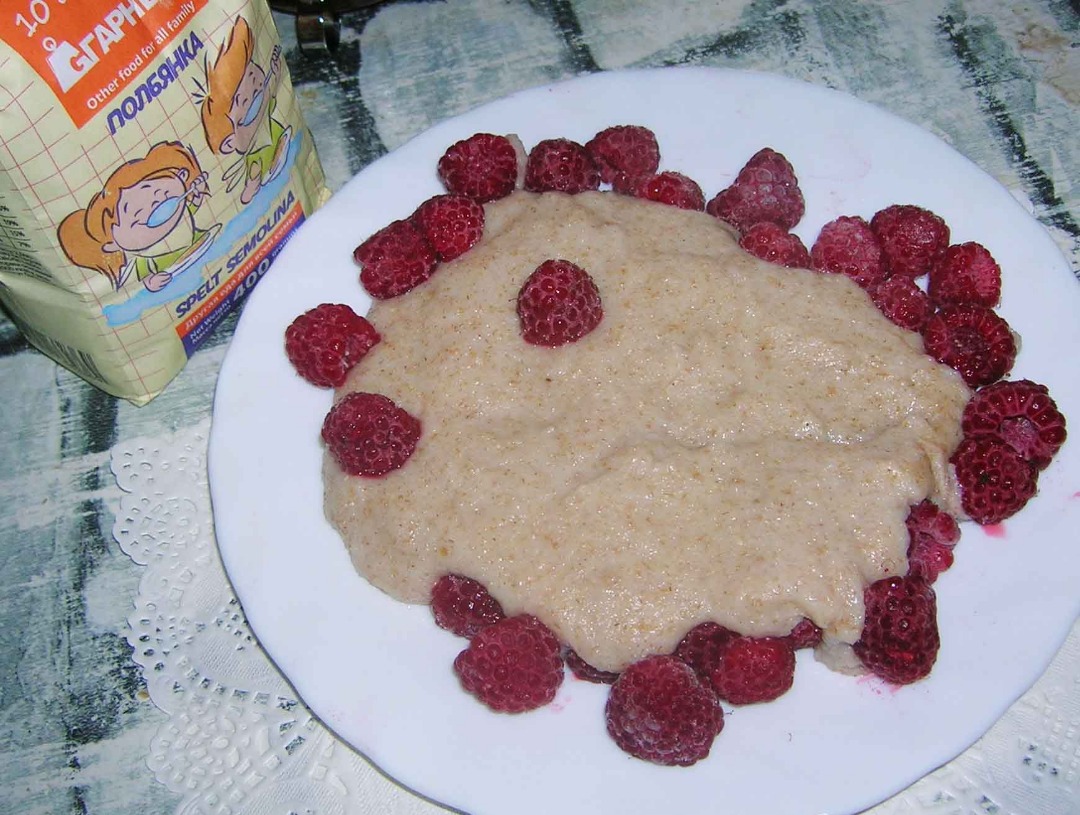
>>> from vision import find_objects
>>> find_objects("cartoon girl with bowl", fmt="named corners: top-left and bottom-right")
top-left (201, 16), bottom-right (292, 205)
top-left (58, 141), bottom-right (220, 293)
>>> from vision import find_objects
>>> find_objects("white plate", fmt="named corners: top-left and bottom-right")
top-left (209, 67), bottom-right (1080, 815)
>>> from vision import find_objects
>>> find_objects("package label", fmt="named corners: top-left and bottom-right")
top-left (0, 0), bottom-right (331, 403)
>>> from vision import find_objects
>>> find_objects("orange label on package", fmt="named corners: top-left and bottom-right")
top-left (1, 0), bottom-right (209, 128)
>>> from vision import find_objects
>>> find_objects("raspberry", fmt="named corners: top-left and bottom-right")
top-left (605, 655), bottom-right (724, 766)
top-left (927, 242), bottom-right (1002, 308)
top-left (785, 618), bottom-right (824, 650)
top-left (437, 133), bottom-right (521, 203)
top-left (961, 379), bottom-right (1067, 470)
top-left (516, 259), bottom-right (603, 347)
top-left (810, 215), bottom-right (885, 289)
top-left (453, 614), bottom-right (564, 713)
top-left (584, 125), bottom-right (660, 191)
top-left (321, 392), bottom-right (421, 477)
top-left (706, 147), bottom-right (805, 233)
top-left (284, 303), bottom-right (380, 388)
top-left (922, 304), bottom-right (1017, 388)
top-left (951, 436), bottom-right (1039, 524)
top-left (673, 621), bottom-right (738, 683)
top-left (633, 171), bottom-right (705, 211)
top-left (738, 221), bottom-right (811, 268)
top-left (565, 649), bottom-right (620, 684)
top-left (904, 500), bottom-right (960, 584)
top-left (854, 576), bottom-right (939, 685)
top-left (354, 219), bottom-right (438, 299)
top-left (870, 204), bottom-right (950, 278)
top-left (430, 574), bottom-right (505, 638)
top-left (710, 636), bottom-right (796, 705)
top-left (523, 138), bottom-right (600, 194)
top-left (869, 275), bottom-right (932, 331)
top-left (411, 194), bottom-right (485, 262)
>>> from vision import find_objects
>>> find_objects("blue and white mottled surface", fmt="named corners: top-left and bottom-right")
top-left (0, 1), bottom-right (1076, 813)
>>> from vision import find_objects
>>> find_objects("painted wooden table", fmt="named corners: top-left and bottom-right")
top-left (1, 2), bottom-right (1077, 814)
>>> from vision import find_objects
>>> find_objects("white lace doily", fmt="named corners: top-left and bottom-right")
top-left (110, 419), bottom-right (1080, 815)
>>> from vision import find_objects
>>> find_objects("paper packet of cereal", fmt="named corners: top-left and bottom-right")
top-left (0, 0), bottom-right (330, 404)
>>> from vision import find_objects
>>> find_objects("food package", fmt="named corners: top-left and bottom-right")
top-left (0, 0), bottom-right (330, 403)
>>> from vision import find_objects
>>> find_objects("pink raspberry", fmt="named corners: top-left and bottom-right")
top-left (523, 138), bottom-right (600, 194)
top-left (869, 275), bottom-right (932, 332)
top-left (564, 649), bottom-right (620, 684)
top-left (706, 147), bottom-right (805, 233)
top-left (927, 241), bottom-right (1002, 308)
top-left (284, 303), bottom-right (380, 388)
top-left (516, 259), bottom-right (603, 347)
top-left (785, 618), bottom-right (824, 650)
top-left (632, 171), bottom-right (706, 211)
top-left (453, 614), bottom-right (564, 713)
top-left (605, 655), bottom-right (724, 766)
top-left (854, 576), bottom-right (939, 685)
top-left (321, 392), bottom-right (421, 477)
top-left (673, 621), bottom-right (738, 683)
top-left (411, 194), bottom-right (485, 262)
top-left (738, 221), bottom-right (811, 268)
top-left (904, 500), bottom-right (960, 584)
top-left (584, 125), bottom-right (660, 192)
top-left (951, 436), bottom-right (1039, 525)
top-left (354, 219), bottom-right (438, 299)
top-left (430, 574), bottom-right (505, 638)
top-left (437, 133), bottom-right (521, 203)
top-left (922, 304), bottom-right (1017, 388)
top-left (709, 636), bottom-right (796, 705)
top-left (870, 204), bottom-right (950, 278)
top-left (810, 215), bottom-right (885, 289)
top-left (961, 379), bottom-right (1067, 470)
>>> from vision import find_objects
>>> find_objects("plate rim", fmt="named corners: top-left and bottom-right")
top-left (209, 65), bottom-right (1080, 815)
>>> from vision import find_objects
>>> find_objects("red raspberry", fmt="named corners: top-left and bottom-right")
top-left (785, 618), bottom-right (824, 650)
top-left (870, 204), bottom-right (950, 278)
top-left (869, 275), bottom-right (932, 331)
top-left (284, 303), bottom-right (380, 388)
top-left (904, 500), bottom-right (960, 584)
top-left (706, 147), bottom-right (805, 233)
top-left (961, 379), bottom-right (1067, 470)
top-left (523, 138), bottom-right (600, 194)
top-left (605, 655), bottom-right (724, 766)
top-left (673, 621), bottom-right (738, 683)
top-left (810, 215), bottom-right (885, 288)
top-left (922, 304), bottom-right (1017, 388)
top-left (321, 392), bottom-right (421, 477)
top-left (453, 614), bottom-right (564, 713)
top-left (437, 133), bottom-right (521, 203)
top-left (430, 574), bottom-right (505, 638)
top-left (584, 125), bottom-right (660, 191)
top-left (411, 194), bottom-right (485, 262)
top-left (709, 636), bottom-right (796, 705)
top-left (951, 436), bottom-right (1039, 524)
top-left (564, 649), bottom-right (620, 684)
top-left (927, 242), bottom-right (1002, 308)
top-left (854, 576), bottom-right (939, 685)
top-left (516, 259), bottom-right (603, 347)
top-left (354, 219), bottom-right (438, 299)
top-left (633, 171), bottom-right (706, 211)
top-left (738, 221), bottom-right (811, 268)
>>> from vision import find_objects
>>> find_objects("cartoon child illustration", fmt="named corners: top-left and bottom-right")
top-left (201, 16), bottom-right (293, 205)
top-left (58, 141), bottom-right (219, 292)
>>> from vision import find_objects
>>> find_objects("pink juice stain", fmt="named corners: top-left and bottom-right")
top-left (856, 674), bottom-right (904, 697)
top-left (981, 523), bottom-right (1007, 538)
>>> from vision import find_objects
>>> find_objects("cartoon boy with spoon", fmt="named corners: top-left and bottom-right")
top-left (201, 16), bottom-right (293, 205)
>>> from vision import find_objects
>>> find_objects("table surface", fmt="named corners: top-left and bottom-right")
top-left (1, 2), bottom-right (1078, 814)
